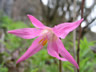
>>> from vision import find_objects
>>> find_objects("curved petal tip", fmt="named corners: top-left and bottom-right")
top-left (27, 14), bottom-right (32, 17)
top-left (16, 60), bottom-right (19, 64)
top-left (77, 66), bottom-right (79, 69)
top-left (8, 31), bottom-right (13, 33)
top-left (81, 18), bottom-right (84, 21)
top-left (16, 59), bottom-right (22, 64)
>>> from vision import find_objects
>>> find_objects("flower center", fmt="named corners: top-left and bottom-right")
top-left (39, 27), bottom-right (57, 46)
top-left (41, 29), bottom-right (49, 35)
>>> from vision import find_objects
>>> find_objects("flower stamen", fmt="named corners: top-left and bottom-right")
top-left (42, 39), bottom-right (47, 46)
top-left (39, 38), bottom-right (47, 46)
top-left (39, 39), bottom-right (43, 44)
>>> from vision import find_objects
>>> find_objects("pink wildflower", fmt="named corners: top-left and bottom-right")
top-left (8, 14), bottom-right (83, 69)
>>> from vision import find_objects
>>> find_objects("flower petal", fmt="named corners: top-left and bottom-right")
top-left (53, 19), bottom-right (84, 39)
top-left (57, 38), bottom-right (79, 69)
top-left (8, 28), bottom-right (42, 39)
top-left (16, 36), bottom-right (43, 63)
top-left (27, 14), bottom-right (46, 28)
top-left (47, 41), bottom-right (67, 61)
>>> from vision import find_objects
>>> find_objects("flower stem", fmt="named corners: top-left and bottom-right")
top-left (73, 0), bottom-right (77, 72)
top-left (59, 55), bottom-right (62, 72)
top-left (77, 0), bottom-right (85, 72)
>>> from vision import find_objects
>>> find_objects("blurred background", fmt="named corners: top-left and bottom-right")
top-left (0, 0), bottom-right (96, 72)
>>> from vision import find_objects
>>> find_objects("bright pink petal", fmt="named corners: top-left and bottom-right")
top-left (57, 38), bottom-right (79, 69)
top-left (53, 19), bottom-right (84, 39)
top-left (27, 14), bottom-right (46, 28)
top-left (16, 36), bottom-right (43, 63)
top-left (47, 41), bottom-right (67, 61)
top-left (8, 28), bottom-right (42, 39)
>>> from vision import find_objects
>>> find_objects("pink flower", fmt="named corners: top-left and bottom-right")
top-left (8, 14), bottom-right (83, 69)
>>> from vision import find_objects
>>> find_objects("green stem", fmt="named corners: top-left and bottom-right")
top-left (59, 55), bottom-right (62, 72)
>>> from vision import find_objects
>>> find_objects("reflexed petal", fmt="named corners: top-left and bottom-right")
top-left (53, 19), bottom-right (84, 39)
top-left (57, 38), bottom-right (79, 69)
top-left (27, 14), bottom-right (46, 28)
top-left (16, 36), bottom-right (43, 63)
top-left (47, 41), bottom-right (67, 61)
top-left (8, 28), bottom-right (42, 39)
